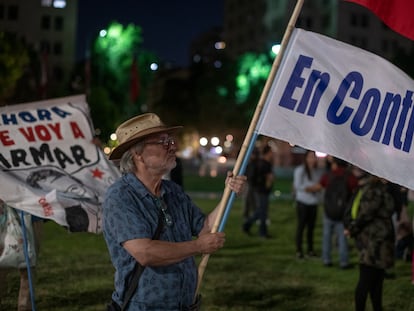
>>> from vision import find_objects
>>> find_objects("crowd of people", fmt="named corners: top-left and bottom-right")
top-left (292, 152), bottom-right (411, 311)
top-left (241, 146), bottom-right (412, 311)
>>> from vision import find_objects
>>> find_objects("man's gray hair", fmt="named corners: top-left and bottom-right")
top-left (119, 142), bottom-right (145, 174)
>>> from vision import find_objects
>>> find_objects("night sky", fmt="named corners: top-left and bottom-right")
top-left (76, 0), bottom-right (224, 66)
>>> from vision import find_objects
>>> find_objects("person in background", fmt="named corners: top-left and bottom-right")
top-left (242, 147), bottom-right (259, 221)
top-left (103, 113), bottom-right (246, 310)
top-left (293, 150), bottom-right (324, 259)
top-left (242, 144), bottom-right (274, 239)
top-left (344, 175), bottom-right (395, 311)
top-left (386, 182), bottom-right (411, 261)
top-left (395, 221), bottom-right (412, 262)
top-left (308, 157), bottom-right (358, 269)
top-left (170, 155), bottom-right (184, 188)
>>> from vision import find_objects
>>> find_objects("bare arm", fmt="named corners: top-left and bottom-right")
top-left (123, 171), bottom-right (246, 267)
top-left (123, 233), bottom-right (225, 267)
top-left (306, 183), bottom-right (323, 193)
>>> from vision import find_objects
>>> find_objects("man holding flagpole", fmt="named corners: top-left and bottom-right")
top-left (103, 113), bottom-right (246, 310)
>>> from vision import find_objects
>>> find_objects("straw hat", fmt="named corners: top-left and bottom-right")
top-left (109, 113), bottom-right (182, 160)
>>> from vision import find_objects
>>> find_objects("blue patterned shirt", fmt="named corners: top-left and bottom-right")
top-left (103, 173), bottom-right (205, 310)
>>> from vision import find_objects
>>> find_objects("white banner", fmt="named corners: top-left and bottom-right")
top-left (0, 95), bottom-right (120, 233)
top-left (257, 28), bottom-right (414, 190)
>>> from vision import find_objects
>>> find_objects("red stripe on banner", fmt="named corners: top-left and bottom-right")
top-left (346, 0), bottom-right (414, 41)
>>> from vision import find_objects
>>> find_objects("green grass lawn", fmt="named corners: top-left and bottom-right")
top-left (1, 175), bottom-right (414, 310)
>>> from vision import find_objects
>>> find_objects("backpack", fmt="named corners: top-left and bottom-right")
top-left (324, 172), bottom-right (350, 221)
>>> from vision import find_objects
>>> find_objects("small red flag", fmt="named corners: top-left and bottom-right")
top-left (346, 0), bottom-right (414, 41)
top-left (39, 50), bottom-right (48, 99)
top-left (130, 56), bottom-right (140, 103)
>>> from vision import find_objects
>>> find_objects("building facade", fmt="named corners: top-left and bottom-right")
top-left (223, 0), bottom-right (413, 63)
top-left (0, 0), bottom-right (78, 98)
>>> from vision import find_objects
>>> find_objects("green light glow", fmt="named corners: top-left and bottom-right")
top-left (235, 52), bottom-right (272, 104)
top-left (94, 22), bottom-right (143, 80)
top-left (217, 86), bottom-right (228, 97)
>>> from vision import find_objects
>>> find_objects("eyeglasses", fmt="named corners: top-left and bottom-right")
top-left (154, 197), bottom-right (173, 227)
top-left (145, 137), bottom-right (176, 150)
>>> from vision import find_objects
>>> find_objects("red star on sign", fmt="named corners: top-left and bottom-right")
top-left (91, 168), bottom-right (104, 179)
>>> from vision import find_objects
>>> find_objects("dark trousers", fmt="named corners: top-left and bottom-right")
top-left (295, 201), bottom-right (317, 254)
top-left (355, 264), bottom-right (385, 311)
top-left (243, 185), bottom-right (256, 220)
top-left (243, 192), bottom-right (269, 237)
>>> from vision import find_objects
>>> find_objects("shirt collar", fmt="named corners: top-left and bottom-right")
top-left (123, 172), bottom-right (174, 199)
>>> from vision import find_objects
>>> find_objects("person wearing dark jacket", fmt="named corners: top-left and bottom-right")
top-left (308, 157), bottom-right (358, 268)
top-left (344, 175), bottom-right (395, 311)
top-left (242, 145), bottom-right (274, 239)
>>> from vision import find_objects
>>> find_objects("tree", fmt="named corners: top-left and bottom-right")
top-left (152, 50), bottom-right (274, 136)
top-left (88, 22), bottom-right (158, 142)
top-left (193, 50), bottom-right (274, 132)
top-left (234, 51), bottom-right (273, 119)
top-left (0, 32), bottom-right (29, 104)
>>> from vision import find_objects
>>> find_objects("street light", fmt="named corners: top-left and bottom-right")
top-left (272, 44), bottom-right (281, 56)
top-left (199, 137), bottom-right (208, 146)
top-left (210, 136), bottom-right (220, 146)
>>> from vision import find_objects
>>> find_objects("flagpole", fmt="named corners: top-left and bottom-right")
top-left (218, 133), bottom-right (259, 232)
top-left (20, 211), bottom-right (37, 311)
top-left (194, 0), bottom-right (304, 301)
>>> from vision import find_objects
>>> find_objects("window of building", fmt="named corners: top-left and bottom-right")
top-left (306, 17), bottom-right (313, 29)
top-left (8, 5), bottom-right (18, 20)
top-left (304, 2), bottom-right (314, 9)
top-left (249, 28), bottom-right (255, 38)
top-left (53, 41), bottom-right (62, 55)
top-left (322, 14), bottom-right (331, 29)
top-left (54, 16), bottom-right (63, 30)
top-left (41, 15), bottom-right (51, 30)
top-left (0, 5), bottom-right (4, 20)
top-left (381, 40), bottom-right (389, 53)
top-left (350, 13), bottom-right (357, 26)
top-left (53, 65), bottom-right (64, 82)
top-left (40, 41), bottom-right (51, 53)
top-left (361, 14), bottom-right (369, 28)
top-left (41, 0), bottom-right (53, 6)
top-left (392, 40), bottom-right (399, 54)
top-left (350, 36), bottom-right (357, 45)
top-left (360, 37), bottom-right (367, 49)
top-left (41, 0), bottom-right (66, 8)
top-left (297, 16), bottom-right (303, 28)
